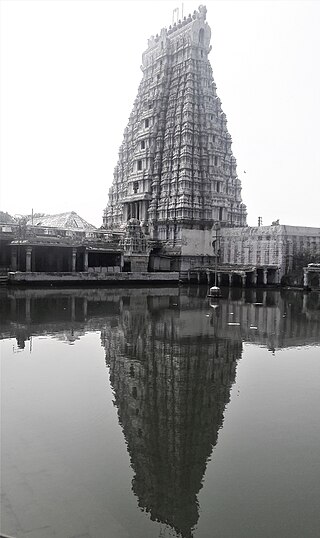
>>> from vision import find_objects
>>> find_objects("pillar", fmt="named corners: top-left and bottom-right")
top-left (25, 297), bottom-right (31, 322)
top-left (11, 246), bottom-right (17, 271)
top-left (302, 293), bottom-right (308, 313)
top-left (263, 268), bottom-right (268, 286)
top-left (241, 274), bottom-right (246, 288)
top-left (10, 296), bottom-right (16, 316)
top-left (72, 248), bottom-right (77, 272)
top-left (303, 268), bottom-right (308, 288)
top-left (71, 296), bottom-right (75, 321)
top-left (83, 298), bottom-right (88, 318)
top-left (197, 271), bottom-right (201, 283)
top-left (227, 273), bottom-right (231, 287)
top-left (217, 273), bottom-right (221, 287)
top-left (26, 247), bottom-right (32, 272)
top-left (141, 201), bottom-right (147, 221)
top-left (84, 250), bottom-right (88, 271)
top-left (252, 270), bottom-right (257, 287)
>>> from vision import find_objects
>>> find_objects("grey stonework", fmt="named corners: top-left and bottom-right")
top-left (219, 225), bottom-right (320, 286)
top-left (104, 6), bottom-right (247, 243)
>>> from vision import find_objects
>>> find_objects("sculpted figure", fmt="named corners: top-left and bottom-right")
top-left (198, 5), bottom-right (207, 21)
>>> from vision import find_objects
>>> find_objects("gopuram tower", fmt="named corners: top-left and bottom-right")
top-left (104, 5), bottom-right (247, 245)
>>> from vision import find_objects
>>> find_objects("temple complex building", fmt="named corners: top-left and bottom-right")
top-left (2, 7), bottom-right (319, 287)
top-left (104, 5), bottom-right (247, 243)
top-left (102, 5), bottom-right (319, 285)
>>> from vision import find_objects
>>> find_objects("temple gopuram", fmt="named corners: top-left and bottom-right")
top-left (104, 6), bottom-right (246, 240)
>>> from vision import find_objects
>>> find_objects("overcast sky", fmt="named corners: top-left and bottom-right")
top-left (1, 0), bottom-right (319, 228)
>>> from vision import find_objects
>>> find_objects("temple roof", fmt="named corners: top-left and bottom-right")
top-left (28, 211), bottom-right (97, 232)
top-left (0, 211), bottom-right (16, 224)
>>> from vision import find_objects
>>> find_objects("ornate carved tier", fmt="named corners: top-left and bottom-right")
top-left (104, 5), bottom-right (247, 245)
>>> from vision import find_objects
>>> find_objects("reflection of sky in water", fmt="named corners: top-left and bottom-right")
top-left (1, 288), bottom-right (320, 538)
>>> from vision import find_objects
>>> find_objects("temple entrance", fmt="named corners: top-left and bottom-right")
top-left (127, 202), bottom-right (140, 220)
top-left (123, 261), bottom-right (131, 272)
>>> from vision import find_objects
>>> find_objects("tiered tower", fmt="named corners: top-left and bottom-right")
top-left (104, 5), bottom-right (247, 244)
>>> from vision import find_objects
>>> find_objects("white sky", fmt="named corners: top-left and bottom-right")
top-left (1, 0), bottom-right (319, 228)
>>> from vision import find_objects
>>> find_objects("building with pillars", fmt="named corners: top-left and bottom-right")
top-left (104, 5), bottom-right (247, 243)
top-left (0, 211), bottom-right (122, 276)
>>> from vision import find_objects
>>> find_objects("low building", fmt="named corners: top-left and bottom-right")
top-left (1, 211), bottom-right (123, 275)
top-left (219, 225), bottom-right (320, 287)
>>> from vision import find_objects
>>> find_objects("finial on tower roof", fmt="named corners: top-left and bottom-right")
top-left (198, 5), bottom-right (207, 21)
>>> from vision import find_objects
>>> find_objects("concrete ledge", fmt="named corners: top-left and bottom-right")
top-left (8, 271), bottom-right (179, 285)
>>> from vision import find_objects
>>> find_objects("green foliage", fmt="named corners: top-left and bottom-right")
top-left (283, 249), bottom-right (319, 286)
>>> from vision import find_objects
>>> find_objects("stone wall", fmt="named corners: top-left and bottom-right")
top-left (218, 225), bottom-right (320, 283)
top-left (181, 228), bottom-right (215, 256)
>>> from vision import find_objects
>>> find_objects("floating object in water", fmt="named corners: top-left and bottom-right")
top-left (250, 326), bottom-right (258, 330)
top-left (208, 286), bottom-right (221, 298)
top-left (228, 322), bottom-right (240, 326)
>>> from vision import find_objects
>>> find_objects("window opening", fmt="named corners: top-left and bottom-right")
top-left (133, 181), bottom-right (139, 193)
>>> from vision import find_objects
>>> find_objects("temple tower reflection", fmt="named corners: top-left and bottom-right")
top-left (102, 294), bottom-right (242, 537)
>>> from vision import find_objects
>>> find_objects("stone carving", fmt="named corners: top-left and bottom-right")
top-left (120, 218), bottom-right (148, 255)
top-left (104, 5), bottom-right (247, 244)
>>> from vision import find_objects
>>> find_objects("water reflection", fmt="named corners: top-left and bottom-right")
top-left (1, 287), bottom-right (319, 353)
top-left (102, 295), bottom-right (241, 537)
top-left (1, 287), bottom-right (320, 537)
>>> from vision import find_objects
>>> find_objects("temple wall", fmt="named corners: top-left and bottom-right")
top-left (218, 225), bottom-right (320, 279)
top-left (181, 229), bottom-right (215, 256)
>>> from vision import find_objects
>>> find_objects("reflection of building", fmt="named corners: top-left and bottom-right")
top-left (1, 287), bottom-right (320, 351)
top-left (100, 288), bottom-right (320, 535)
top-left (102, 295), bottom-right (241, 537)
top-left (1, 287), bottom-right (320, 534)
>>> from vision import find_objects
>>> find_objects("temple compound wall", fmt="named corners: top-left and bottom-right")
top-left (219, 225), bottom-right (320, 283)
top-left (176, 224), bottom-right (320, 286)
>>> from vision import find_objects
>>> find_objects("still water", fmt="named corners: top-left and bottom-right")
top-left (1, 286), bottom-right (320, 538)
